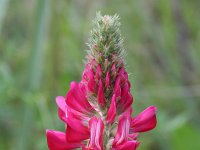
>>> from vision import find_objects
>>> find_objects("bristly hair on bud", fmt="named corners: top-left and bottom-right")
top-left (46, 12), bottom-right (157, 150)
top-left (86, 12), bottom-right (125, 70)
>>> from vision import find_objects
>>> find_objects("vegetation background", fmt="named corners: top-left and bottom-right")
top-left (0, 0), bottom-right (200, 150)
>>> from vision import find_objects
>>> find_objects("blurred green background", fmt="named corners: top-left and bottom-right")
top-left (0, 0), bottom-right (200, 150)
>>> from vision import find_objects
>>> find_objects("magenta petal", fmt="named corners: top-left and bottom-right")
top-left (121, 92), bottom-right (133, 112)
top-left (119, 68), bottom-right (128, 80)
top-left (66, 82), bottom-right (94, 114)
top-left (106, 71), bottom-right (110, 88)
top-left (114, 77), bottom-right (121, 98)
top-left (66, 124), bottom-right (90, 142)
top-left (56, 96), bottom-right (67, 122)
top-left (96, 64), bottom-right (102, 80)
top-left (82, 146), bottom-right (88, 150)
top-left (66, 117), bottom-right (89, 135)
top-left (82, 146), bottom-right (90, 150)
top-left (88, 70), bottom-right (96, 93)
top-left (67, 105), bottom-right (90, 122)
top-left (122, 107), bottom-right (132, 118)
top-left (106, 94), bottom-right (116, 124)
top-left (97, 79), bottom-right (106, 106)
top-left (46, 130), bottom-right (82, 150)
top-left (117, 83), bottom-right (133, 113)
top-left (131, 106), bottom-right (157, 132)
top-left (66, 117), bottom-right (90, 142)
top-left (118, 68), bottom-right (128, 86)
top-left (82, 146), bottom-right (99, 150)
top-left (88, 117), bottom-right (104, 150)
top-left (81, 64), bottom-right (96, 93)
top-left (82, 64), bottom-right (90, 83)
top-left (112, 140), bottom-right (139, 150)
top-left (56, 96), bottom-right (90, 143)
top-left (113, 115), bottom-right (130, 146)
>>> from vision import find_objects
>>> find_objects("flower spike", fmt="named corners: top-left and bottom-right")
top-left (46, 12), bottom-right (157, 150)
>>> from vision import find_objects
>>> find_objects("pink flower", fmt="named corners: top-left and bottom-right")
top-left (46, 13), bottom-right (157, 150)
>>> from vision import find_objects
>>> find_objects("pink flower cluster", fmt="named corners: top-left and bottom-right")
top-left (46, 61), bottom-right (157, 150)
